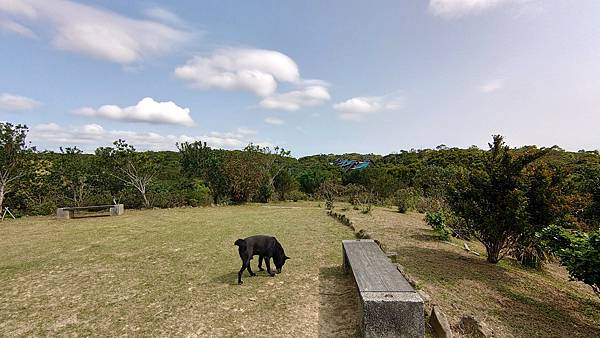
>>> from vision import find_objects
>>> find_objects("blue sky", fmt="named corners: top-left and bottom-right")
top-left (1, 0), bottom-right (599, 156)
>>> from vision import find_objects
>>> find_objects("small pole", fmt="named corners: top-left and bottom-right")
top-left (1, 207), bottom-right (16, 221)
top-left (6, 207), bottom-right (16, 220)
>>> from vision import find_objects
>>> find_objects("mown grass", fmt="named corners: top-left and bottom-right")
top-left (336, 205), bottom-right (600, 338)
top-left (0, 203), bottom-right (359, 337)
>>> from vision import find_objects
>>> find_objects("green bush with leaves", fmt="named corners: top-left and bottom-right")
top-left (539, 225), bottom-right (600, 297)
top-left (425, 211), bottom-right (451, 240)
top-left (395, 187), bottom-right (419, 213)
top-left (287, 190), bottom-right (308, 202)
top-left (187, 180), bottom-right (212, 207)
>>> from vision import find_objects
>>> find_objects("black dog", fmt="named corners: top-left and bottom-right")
top-left (234, 235), bottom-right (290, 285)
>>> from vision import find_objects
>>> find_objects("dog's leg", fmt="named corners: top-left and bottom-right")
top-left (238, 260), bottom-right (247, 285)
top-left (258, 256), bottom-right (265, 271)
top-left (247, 259), bottom-right (256, 277)
top-left (265, 257), bottom-right (276, 277)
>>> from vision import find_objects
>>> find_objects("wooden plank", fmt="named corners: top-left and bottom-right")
top-left (343, 240), bottom-right (413, 292)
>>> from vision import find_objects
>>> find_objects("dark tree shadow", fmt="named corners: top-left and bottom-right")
top-left (318, 266), bottom-right (360, 338)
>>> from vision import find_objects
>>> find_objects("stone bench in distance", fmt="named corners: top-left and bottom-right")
top-left (343, 239), bottom-right (424, 338)
top-left (57, 204), bottom-right (125, 219)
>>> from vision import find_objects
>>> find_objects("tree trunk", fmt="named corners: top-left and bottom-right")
top-left (485, 243), bottom-right (501, 263)
top-left (0, 184), bottom-right (4, 212)
top-left (142, 191), bottom-right (150, 208)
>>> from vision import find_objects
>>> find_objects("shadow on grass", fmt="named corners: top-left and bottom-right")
top-left (211, 270), bottom-right (240, 286)
top-left (317, 266), bottom-right (360, 338)
top-left (397, 245), bottom-right (600, 337)
top-left (409, 233), bottom-right (440, 242)
top-left (211, 269), bottom-right (278, 286)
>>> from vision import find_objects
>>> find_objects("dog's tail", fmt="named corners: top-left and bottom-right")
top-left (234, 239), bottom-right (246, 247)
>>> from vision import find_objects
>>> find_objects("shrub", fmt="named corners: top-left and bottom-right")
top-left (425, 211), bottom-right (451, 240)
top-left (395, 187), bottom-right (419, 213)
top-left (188, 180), bottom-right (212, 206)
top-left (287, 190), bottom-right (308, 202)
top-left (539, 225), bottom-right (600, 297)
top-left (255, 182), bottom-right (272, 203)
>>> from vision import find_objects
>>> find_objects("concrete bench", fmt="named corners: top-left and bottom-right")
top-left (57, 204), bottom-right (124, 219)
top-left (343, 239), bottom-right (424, 337)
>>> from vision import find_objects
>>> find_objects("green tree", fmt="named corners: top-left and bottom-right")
top-left (97, 140), bottom-right (158, 208)
top-left (449, 135), bottom-right (549, 263)
top-left (57, 147), bottom-right (95, 206)
top-left (0, 123), bottom-right (33, 211)
top-left (178, 141), bottom-right (230, 204)
top-left (273, 169), bottom-right (297, 200)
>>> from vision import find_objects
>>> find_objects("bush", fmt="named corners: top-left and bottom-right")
top-left (187, 180), bottom-right (212, 206)
top-left (425, 211), bottom-right (451, 240)
top-left (416, 196), bottom-right (447, 214)
top-left (287, 190), bottom-right (308, 202)
top-left (539, 225), bottom-right (600, 297)
top-left (395, 187), bottom-right (419, 213)
top-left (27, 201), bottom-right (57, 216)
top-left (256, 182), bottom-right (273, 203)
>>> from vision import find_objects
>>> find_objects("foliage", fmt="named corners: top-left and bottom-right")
top-left (0, 123), bottom-right (33, 211)
top-left (395, 187), bottom-right (419, 213)
top-left (318, 182), bottom-right (346, 210)
top-left (539, 225), bottom-right (600, 297)
top-left (273, 169), bottom-right (298, 200)
top-left (287, 190), bottom-right (308, 202)
top-left (448, 135), bottom-right (551, 263)
top-left (187, 180), bottom-right (212, 207)
top-left (297, 169), bottom-right (331, 195)
top-left (425, 211), bottom-right (451, 240)
top-left (96, 140), bottom-right (158, 208)
top-left (178, 141), bottom-right (230, 204)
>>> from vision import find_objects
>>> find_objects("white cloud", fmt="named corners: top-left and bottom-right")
top-left (259, 85), bottom-right (330, 111)
top-left (0, 93), bottom-right (40, 111)
top-left (74, 97), bottom-right (195, 127)
top-left (235, 127), bottom-right (258, 135)
top-left (480, 78), bottom-right (505, 93)
top-left (264, 117), bottom-right (284, 125)
top-left (0, 18), bottom-right (37, 38)
top-left (143, 7), bottom-right (184, 26)
top-left (174, 48), bottom-right (300, 97)
top-left (29, 123), bottom-right (268, 151)
top-left (333, 94), bottom-right (403, 121)
top-left (429, 0), bottom-right (519, 19)
top-left (0, 0), bottom-right (189, 64)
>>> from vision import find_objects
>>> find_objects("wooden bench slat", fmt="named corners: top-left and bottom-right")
top-left (343, 240), bottom-right (413, 292)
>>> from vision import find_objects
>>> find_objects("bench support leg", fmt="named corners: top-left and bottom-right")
top-left (361, 291), bottom-right (424, 338)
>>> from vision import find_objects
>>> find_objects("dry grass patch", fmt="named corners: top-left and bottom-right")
top-left (336, 206), bottom-right (600, 338)
top-left (0, 203), bottom-right (359, 337)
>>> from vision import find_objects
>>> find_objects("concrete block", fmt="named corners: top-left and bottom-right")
top-left (56, 208), bottom-right (73, 219)
top-left (361, 291), bottom-right (425, 338)
top-left (110, 204), bottom-right (125, 216)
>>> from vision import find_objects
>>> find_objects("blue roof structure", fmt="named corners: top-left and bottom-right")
top-left (331, 159), bottom-right (373, 172)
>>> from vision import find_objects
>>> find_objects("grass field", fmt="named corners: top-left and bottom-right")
top-left (337, 206), bottom-right (600, 338)
top-left (0, 203), bottom-right (359, 337)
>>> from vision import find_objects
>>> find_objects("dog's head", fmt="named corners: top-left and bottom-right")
top-left (274, 255), bottom-right (290, 273)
